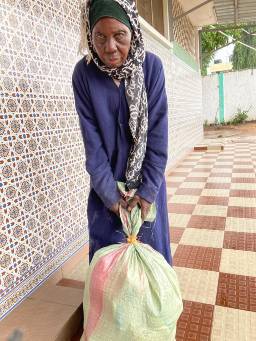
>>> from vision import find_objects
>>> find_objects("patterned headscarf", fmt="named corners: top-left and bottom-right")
top-left (81, 0), bottom-right (148, 190)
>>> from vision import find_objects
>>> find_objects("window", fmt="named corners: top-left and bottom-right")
top-left (136, 0), bottom-right (164, 36)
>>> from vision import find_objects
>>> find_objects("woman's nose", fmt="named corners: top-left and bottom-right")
top-left (105, 37), bottom-right (117, 53)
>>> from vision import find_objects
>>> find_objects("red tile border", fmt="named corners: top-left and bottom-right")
top-left (168, 203), bottom-right (195, 214)
top-left (191, 168), bottom-right (212, 172)
top-left (216, 273), bottom-right (256, 312)
top-left (205, 183), bottom-right (231, 189)
top-left (56, 278), bottom-right (85, 290)
top-left (169, 172), bottom-right (190, 177)
top-left (177, 164), bottom-right (194, 168)
top-left (170, 228), bottom-right (185, 243)
top-left (231, 177), bottom-right (256, 183)
top-left (176, 301), bottom-right (214, 341)
top-left (232, 168), bottom-right (254, 173)
top-left (185, 177), bottom-right (208, 182)
top-left (233, 161), bottom-right (254, 165)
top-left (223, 231), bottom-right (256, 252)
top-left (175, 188), bottom-right (203, 196)
top-left (187, 215), bottom-right (226, 230)
top-left (216, 158), bottom-right (234, 162)
top-left (198, 196), bottom-right (229, 206)
top-left (209, 173), bottom-right (232, 177)
top-left (173, 245), bottom-right (222, 271)
top-left (183, 158), bottom-right (200, 162)
top-left (197, 162), bottom-right (215, 165)
top-left (227, 206), bottom-right (256, 219)
top-left (230, 190), bottom-right (256, 198)
top-left (166, 181), bottom-right (182, 188)
top-left (212, 165), bottom-right (233, 168)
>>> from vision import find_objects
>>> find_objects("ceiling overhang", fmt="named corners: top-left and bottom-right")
top-left (177, 0), bottom-right (256, 27)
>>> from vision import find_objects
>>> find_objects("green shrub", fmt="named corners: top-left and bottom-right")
top-left (230, 108), bottom-right (249, 125)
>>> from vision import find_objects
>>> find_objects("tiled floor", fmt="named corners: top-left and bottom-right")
top-left (168, 136), bottom-right (256, 341)
top-left (61, 135), bottom-right (256, 341)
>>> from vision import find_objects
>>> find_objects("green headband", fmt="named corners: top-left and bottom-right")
top-left (89, 0), bottom-right (131, 31)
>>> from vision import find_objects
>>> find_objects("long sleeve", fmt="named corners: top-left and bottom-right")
top-left (136, 61), bottom-right (168, 203)
top-left (72, 63), bottom-right (120, 209)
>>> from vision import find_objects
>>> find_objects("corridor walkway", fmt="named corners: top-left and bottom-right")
top-left (59, 133), bottom-right (256, 341)
top-left (168, 134), bottom-right (256, 340)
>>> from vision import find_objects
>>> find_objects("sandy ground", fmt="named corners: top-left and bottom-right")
top-left (204, 121), bottom-right (256, 139)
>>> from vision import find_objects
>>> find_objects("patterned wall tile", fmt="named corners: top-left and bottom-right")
top-left (0, 0), bottom-right (89, 319)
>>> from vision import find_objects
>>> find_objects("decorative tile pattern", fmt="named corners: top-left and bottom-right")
top-left (180, 229), bottom-right (224, 248)
top-left (216, 273), bottom-right (256, 312)
top-left (175, 188), bottom-right (203, 196)
top-left (227, 205), bottom-right (256, 218)
top-left (228, 197), bottom-right (256, 207)
top-left (174, 267), bottom-right (219, 305)
top-left (225, 217), bottom-right (256, 233)
top-left (169, 195), bottom-right (199, 204)
top-left (205, 182), bottom-right (231, 189)
top-left (192, 205), bottom-right (227, 217)
top-left (220, 249), bottom-right (256, 277)
top-left (223, 232), bottom-right (256, 252)
top-left (211, 306), bottom-right (256, 340)
top-left (176, 301), bottom-right (214, 341)
top-left (198, 196), bottom-right (229, 206)
top-left (173, 245), bottom-right (222, 271)
top-left (168, 203), bottom-right (196, 214)
top-left (170, 228), bottom-right (185, 244)
top-left (187, 215), bottom-right (226, 230)
top-left (0, 0), bottom-right (88, 319)
top-left (169, 213), bottom-right (191, 228)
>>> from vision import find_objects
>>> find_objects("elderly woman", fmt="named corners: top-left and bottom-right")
top-left (72, 0), bottom-right (172, 265)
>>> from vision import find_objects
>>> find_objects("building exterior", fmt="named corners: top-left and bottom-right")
top-left (0, 0), bottom-right (203, 319)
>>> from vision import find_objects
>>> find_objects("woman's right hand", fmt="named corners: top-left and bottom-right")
top-left (110, 198), bottom-right (128, 216)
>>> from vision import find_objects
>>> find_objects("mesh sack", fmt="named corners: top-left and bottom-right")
top-left (81, 182), bottom-right (183, 341)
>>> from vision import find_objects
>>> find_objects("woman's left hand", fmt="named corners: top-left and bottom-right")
top-left (127, 194), bottom-right (151, 221)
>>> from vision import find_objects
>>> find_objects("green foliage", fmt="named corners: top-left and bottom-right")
top-left (201, 25), bottom-right (243, 76)
top-left (230, 108), bottom-right (249, 125)
top-left (232, 29), bottom-right (256, 70)
top-left (201, 30), bottom-right (227, 75)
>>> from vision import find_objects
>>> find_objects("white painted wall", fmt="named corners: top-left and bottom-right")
top-left (141, 19), bottom-right (204, 168)
top-left (203, 69), bottom-right (256, 124)
top-left (202, 74), bottom-right (219, 124)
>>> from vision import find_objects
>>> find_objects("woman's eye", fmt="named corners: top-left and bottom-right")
top-left (115, 33), bottom-right (125, 41)
top-left (96, 35), bottom-right (106, 43)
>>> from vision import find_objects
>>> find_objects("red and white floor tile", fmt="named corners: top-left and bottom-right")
top-left (168, 138), bottom-right (256, 340)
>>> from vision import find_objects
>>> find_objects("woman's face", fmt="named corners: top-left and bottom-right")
top-left (92, 17), bottom-right (132, 68)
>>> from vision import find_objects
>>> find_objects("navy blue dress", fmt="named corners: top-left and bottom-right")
top-left (72, 51), bottom-right (172, 265)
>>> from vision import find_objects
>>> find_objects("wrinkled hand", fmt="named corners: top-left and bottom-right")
top-left (109, 198), bottom-right (128, 216)
top-left (127, 194), bottom-right (151, 221)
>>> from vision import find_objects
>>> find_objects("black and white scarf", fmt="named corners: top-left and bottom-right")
top-left (82, 0), bottom-right (148, 190)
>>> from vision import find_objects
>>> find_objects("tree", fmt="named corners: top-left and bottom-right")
top-left (201, 25), bottom-right (242, 76)
top-left (201, 30), bottom-right (228, 75)
top-left (232, 29), bottom-right (256, 70)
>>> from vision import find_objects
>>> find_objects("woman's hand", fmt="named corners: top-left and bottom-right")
top-left (109, 198), bottom-right (128, 216)
top-left (127, 194), bottom-right (151, 221)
